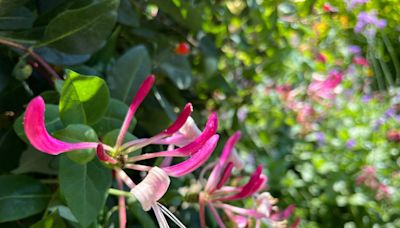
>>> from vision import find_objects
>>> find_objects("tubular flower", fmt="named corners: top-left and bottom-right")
top-left (24, 75), bottom-right (220, 227)
top-left (307, 70), bottom-right (343, 100)
top-left (198, 132), bottom-right (281, 228)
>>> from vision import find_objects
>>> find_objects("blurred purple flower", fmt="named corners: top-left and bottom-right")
top-left (361, 94), bottom-right (372, 103)
top-left (346, 139), bottom-right (356, 149)
top-left (316, 132), bottom-right (325, 146)
top-left (346, 0), bottom-right (368, 10)
top-left (384, 108), bottom-right (395, 118)
top-left (237, 106), bottom-right (248, 122)
top-left (355, 11), bottom-right (386, 38)
top-left (348, 45), bottom-right (361, 54)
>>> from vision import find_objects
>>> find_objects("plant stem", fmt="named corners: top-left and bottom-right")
top-left (108, 188), bottom-right (133, 198)
top-left (0, 38), bottom-right (62, 80)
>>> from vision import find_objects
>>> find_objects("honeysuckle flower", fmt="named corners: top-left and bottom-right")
top-left (24, 75), bottom-right (220, 227)
top-left (308, 70), bottom-right (343, 100)
top-left (198, 132), bottom-right (271, 228)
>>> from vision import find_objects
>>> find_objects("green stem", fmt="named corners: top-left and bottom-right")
top-left (108, 188), bottom-right (133, 198)
top-left (381, 32), bottom-right (400, 85)
top-left (0, 38), bottom-right (62, 80)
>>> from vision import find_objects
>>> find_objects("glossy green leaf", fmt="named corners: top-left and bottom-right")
top-left (14, 104), bottom-right (64, 143)
top-left (59, 70), bottom-right (110, 125)
top-left (40, 0), bottom-right (119, 54)
top-left (108, 45), bottom-right (151, 104)
top-left (59, 156), bottom-right (111, 227)
top-left (0, 7), bottom-right (35, 30)
top-left (53, 124), bottom-right (98, 164)
top-left (158, 51), bottom-right (192, 89)
top-left (92, 98), bottom-right (136, 137)
top-left (0, 175), bottom-right (51, 222)
top-left (0, 0), bottom-right (28, 16)
top-left (117, 0), bottom-right (139, 27)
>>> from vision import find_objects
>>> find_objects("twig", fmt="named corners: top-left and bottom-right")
top-left (0, 38), bottom-right (62, 80)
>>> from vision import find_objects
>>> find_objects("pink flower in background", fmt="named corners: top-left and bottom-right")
top-left (353, 56), bottom-right (369, 66)
top-left (308, 70), bottom-right (343, 100)
top-left (316, 53), bottom-right (327, 63)
top-left (24, 75), bottom-right (220, 227)
top-left (322, 3), bottom-right (338, 13)
top-left (356, 166), bottom-right (391, 201)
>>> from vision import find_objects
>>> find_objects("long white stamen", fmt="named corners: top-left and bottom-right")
top-left (152, 204), bottom-right (170, 228)
top-left (157, 203), bottom-right (186, 228)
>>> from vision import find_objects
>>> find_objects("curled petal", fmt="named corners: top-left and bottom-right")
top-left (158, 116), bottom-right (202, 146)
top-left (215, 162), bottom-right (235, 190)
top-left (163, 135), bottom-right (219, 177)
top-left (164, 103), bottom-right (193, 135)
top-left (270, 205), bottom-right (295, 221)
top-left (115, 75), bottom-right (155, 149)
top-left (24, 96), bottom-right (98, 155)
top-left (215, 165), bottom-right (264, 201)
top-left (127, 113), bottom-right (218, 162)
top-left (205, 131), bottom-right (241, 192)
top-left (96, 144), bottom-right (117, 164)
top-left (119, 103), bottom-right (195, 153)
top-left (130, 167), bottom-right (170, 211)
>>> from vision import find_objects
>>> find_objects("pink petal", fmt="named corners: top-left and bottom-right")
top-left (215, 162), bottom-right (234, 190)
top-left (127, 113), bottom-right (218, 162)
top-left (130, 167), bottom-right (170, 211)
top-left (205, 131), bottom-right (241, 192)
top-left (270, 204), bottom-right (295, 221)
top-left (163, 103), bottom-right (193, 135)
top-left (217, 203), bottom-right (264, 218)
top-left (96, 144), bottom-right (117, 164)
top-left (157, 116), bottom-right (202, 146)
top-left (24, 96), bottom-right (98, 155)
top-left (215, 165), bottom-right (264, 201)
top-left (163, 134), bottom-right (219, 177)
top-left (115, 75), bottom-right (155, 149)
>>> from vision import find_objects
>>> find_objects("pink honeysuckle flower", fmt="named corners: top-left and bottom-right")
top-left (24, 74), bottom-right (220, 228)
top-left (198, 132), bottom-right (271, 228)
top-left (307, 70), bottom-right (343, 100)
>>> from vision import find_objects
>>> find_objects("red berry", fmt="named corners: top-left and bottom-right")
top-left (175, 42), bottom-right (190, 55)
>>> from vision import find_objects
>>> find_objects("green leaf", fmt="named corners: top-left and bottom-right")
top-left (35, 47), bottom-right (91, 66)
top-left (0, 0), bottom-right (28, 16)
top-left (31, 210), bottom-right (67, 228)
top-left (40, 0), bottom-right (120, 55)
top-left (12, 146), bottom-right (58, 175)
top-left (53, 124), bottom-right (98, 164)
top-left (117, 0), bottom-right (139, 27)
top-left (59, 156), bottom-right (111, 227)
top-left (0, 175), bottom-right (51, 222)
top-left (108, 45), bottom-right (151, 104)
top-left (0, 128), bottom-right (26, 173)
top-left (59, 70), bottom-right (110, 125)
top-left (13, 104), bottom-right (64, 143)
top-left (158, 51), bottom-right (192, 89)
top-left (92, 98), bottom-right (136, 137)
top-left (0, 7), bottom-right (35, 30)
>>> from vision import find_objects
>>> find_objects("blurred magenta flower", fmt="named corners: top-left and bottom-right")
top-left (353, 56), bottom-right (369, 66)
top-left (308, 70), bottom-right (343, 100)
top-left (322, 3), bottom-right (338, 13)
top-left (316, 53), bottom-right (327, 63)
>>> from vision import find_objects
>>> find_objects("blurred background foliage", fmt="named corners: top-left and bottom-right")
top-left (1, 0), bottom-right (400, 227)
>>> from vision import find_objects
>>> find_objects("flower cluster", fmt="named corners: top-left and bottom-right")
top-left (354, 11), bottom-right (386, 38)
top-left (356, 166), bottom-right (391, 200)
top-left (197, 132), bottom-right (296, 227)
top-left (24, 75), bottom-right (220, 227)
